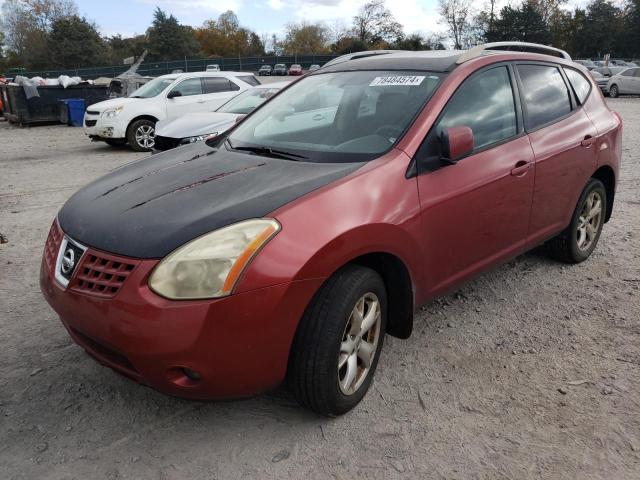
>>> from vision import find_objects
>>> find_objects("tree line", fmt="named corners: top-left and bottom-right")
top-left (0, 0), bottom-right (444, 71)
top-left (1, 0), bottom-right (639, 73)
top-left (439, 0), bottom-right (640, 59)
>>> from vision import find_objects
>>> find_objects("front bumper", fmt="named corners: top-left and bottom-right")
top-left (83, 112), bottom-right (127, 140)
top-left (40, 221), bottom-right (322, 399)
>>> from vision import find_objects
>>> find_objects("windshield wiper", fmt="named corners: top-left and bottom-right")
top-left (227, 139), bottom-right (308, 161)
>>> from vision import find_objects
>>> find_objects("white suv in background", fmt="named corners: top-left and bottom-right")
top-left (84, 72), bottom-right (259, 151)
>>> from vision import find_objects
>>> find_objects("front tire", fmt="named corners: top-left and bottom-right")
top-left (288, 265), bottom-right (387, 416)
top-left (609, 84), bottom-right (619, 98)
top-left (127, 119), bottom-right (156, 151)
top-left (546, 178), bottom-right (607, 263)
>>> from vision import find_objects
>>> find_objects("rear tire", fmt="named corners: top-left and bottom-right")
top-left (127, 119), bottom-right (156, 152)
top-left (288, 265), bottom-right (387, 416)
top-left (546, 178), bottom-right (607, 263)
top-left (609, 84), bottom-right (619, 98)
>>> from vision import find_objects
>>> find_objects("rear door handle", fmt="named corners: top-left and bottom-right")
top-left (581, 135), bottom-right (595, 148)
top-left (510, 160), bottom-right (533, 176)
top-left (197, 100), bottom-right (207, 104)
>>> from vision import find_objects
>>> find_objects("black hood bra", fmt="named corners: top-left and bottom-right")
top-left (58, 143), bottom-right (364, 258)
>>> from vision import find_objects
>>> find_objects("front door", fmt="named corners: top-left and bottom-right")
top-left (415, 65), bottom-right (535, 298)
top-left (166, 77), bottom-right (208, 119)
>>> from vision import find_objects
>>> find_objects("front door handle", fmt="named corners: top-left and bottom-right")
top-left (581, 135), bottom-right (595, 148)
top-left (510, 160), bottom-right (533, 176)
top-left (197, 99), bottom-right (207, 104)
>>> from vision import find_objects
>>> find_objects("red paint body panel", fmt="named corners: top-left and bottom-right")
top-left (40, 51), bottom-right (622, 399)
top-left (41, 222), bottom-right (323, 398)
top-left (415, 135), bottom-right (535, 300)
top-left (526, 110), bottom-right (598, 246)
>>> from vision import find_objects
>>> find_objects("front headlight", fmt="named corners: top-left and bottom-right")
top-left (101, 106), bottom-right (123, 118)
top-left (180, 132), bottom-right (218, 145)
top-left (148, 218), bottom-right (280, 300)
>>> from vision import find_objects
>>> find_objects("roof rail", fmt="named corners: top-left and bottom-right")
top-left (456, 42), bottom-right (572, 64)
top-left (322, 50), bottom-right (408, 69)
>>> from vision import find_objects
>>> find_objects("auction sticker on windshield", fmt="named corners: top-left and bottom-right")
top-left (369, 76), bottom-right (425, 86)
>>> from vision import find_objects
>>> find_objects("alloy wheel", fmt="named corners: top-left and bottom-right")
top-left (338, 292), bottom-right (382, 396)
top-left (135, 125), bottom-right (155, 149)
top-left (576, 190), bottom-right (603, 251)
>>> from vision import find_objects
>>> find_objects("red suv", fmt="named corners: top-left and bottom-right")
top-left (41, 43), bottom-right (621, 416)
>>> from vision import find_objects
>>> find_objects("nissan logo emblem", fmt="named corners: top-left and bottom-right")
top-left (61, 248), bottom-right (75, 275)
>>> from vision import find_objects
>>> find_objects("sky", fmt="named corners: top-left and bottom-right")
top-left (23, 0), bottom-right (446, 39)
top-left (0, 0), bottom-right (590, 41)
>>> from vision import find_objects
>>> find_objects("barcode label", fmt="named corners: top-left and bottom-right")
top-left (369, 76), bottom-right (425, 86)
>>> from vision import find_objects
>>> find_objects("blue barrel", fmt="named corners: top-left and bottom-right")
top-left (66, 98), bottom-right (85, 126)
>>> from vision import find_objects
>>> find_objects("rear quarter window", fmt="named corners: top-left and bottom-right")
top-left (563, 68), bottom-right (592, 105)
top-left (517, 64), bottom-right (572, 130)
top-left (238, 75), bottom-right (261, 87)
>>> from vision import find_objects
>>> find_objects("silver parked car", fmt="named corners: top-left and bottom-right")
top-left (154, 81), bottom-right (290, 150)
top-left (607, 67), bottom-right (640, 97)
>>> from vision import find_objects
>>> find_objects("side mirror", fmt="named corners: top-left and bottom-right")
top-left (167, 90), bottom-right (182, 99)
top-left (440, 126), bottom-right (474, 164)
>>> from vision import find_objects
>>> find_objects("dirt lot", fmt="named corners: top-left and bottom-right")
top-left (1, 98), bottom-right (639, 480)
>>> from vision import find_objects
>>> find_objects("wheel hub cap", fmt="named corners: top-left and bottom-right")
top-left (576, 190), bottom-right (602, 251)
top-left (135, 125), bottom-right (155, 149)
top-left (338, 292), bottom-right (382, 396)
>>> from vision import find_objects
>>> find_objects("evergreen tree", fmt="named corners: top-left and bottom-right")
top-left (48, 15), bottom-right (105, 68)
top-left (146, 7), bottom-right (199, 61)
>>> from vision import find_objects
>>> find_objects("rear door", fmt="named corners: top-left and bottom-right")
top-left (202, 77), bottom-right (241, 110)
top-left (515, 63), bottom-right (598, 246)
top-left (415, 64), bottom-right (535, 297)
top-left (616, 68), bottom-right (636, 93)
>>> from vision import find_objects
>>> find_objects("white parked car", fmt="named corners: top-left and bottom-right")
top-left (154, 81), bottom-right (289, 151)
top-left (84, 72), bottom-right (259, 151)
top-left (206, 64), bottom-right (220, 72)
top-left (607, 67), bottom-right (640, 98)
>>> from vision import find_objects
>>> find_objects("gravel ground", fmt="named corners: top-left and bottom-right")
top-left (0, 98), bottom-right (639, 480)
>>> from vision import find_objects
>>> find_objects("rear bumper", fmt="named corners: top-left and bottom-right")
top-left (40, 222), bottom-right (322, 399)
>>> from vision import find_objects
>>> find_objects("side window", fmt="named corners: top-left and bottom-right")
top-left (170, 78), bottom-right (203, 97)
top-left (238, 75), bottom-right (260, 87)
top-left (203, 77), bottom-right (239, 94)
top-left (518, 65), bottom-right (572, 130)
top-left (634, 68), bottom-right (640, 78)
top-left (563, 67), bottom-right (592, 105)
top-left (620, 69), bottom-right (635, 77)
top-left (436, 66), bottom-right (517, 150)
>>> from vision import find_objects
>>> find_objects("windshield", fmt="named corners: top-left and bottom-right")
top-left (218, 87), bottom-right (281, 114)
top-left (129, 77), bottom-right (174, 98)
top-left (227, 70), bottom-right (442, 163)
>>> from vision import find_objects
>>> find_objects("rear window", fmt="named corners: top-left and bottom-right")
top-left (518, 65), bottom-right (572, 130)
top-left (203, 77), bottom-right (240, 93)
top-left (563, 68), bottom-right (592, 105)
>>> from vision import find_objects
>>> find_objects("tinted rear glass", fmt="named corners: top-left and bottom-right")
top-left (518, 65), bottom-right (572, 130)
top-left (203, 77), bottom-right (239, 93)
